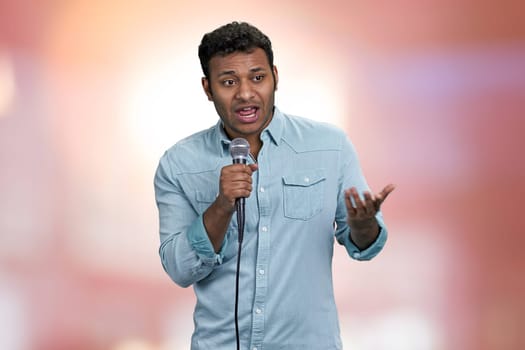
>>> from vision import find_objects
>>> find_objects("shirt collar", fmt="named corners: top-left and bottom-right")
top-left (263, 106), bottom-right (283, 146)
top-left (216, 122), bottom-right (231, 157)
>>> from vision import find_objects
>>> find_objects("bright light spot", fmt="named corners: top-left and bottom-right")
top-left (160, 302), bottom-right (194, 350)
top-left (0, 279), bottom-right (27, 350)
top-left (120, 48), bottom-right (216, 162)
top-left (342, 309), bottom-right (441, 350)
top-left (277, 77), bottom-right (344, 127)
top-left (0, 50), bottom-right (15, 117)
top-left (112, 338), bottom-right (157, 350)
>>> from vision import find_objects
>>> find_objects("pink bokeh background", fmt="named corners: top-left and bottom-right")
top-left (1, 1), bottom-right (524, 349)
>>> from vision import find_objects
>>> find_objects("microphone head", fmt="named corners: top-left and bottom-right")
top-left (230, 138), bottom-right (250, 163)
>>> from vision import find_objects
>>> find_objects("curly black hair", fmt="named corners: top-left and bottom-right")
top-left (198, 21), bottom-right (274, 79)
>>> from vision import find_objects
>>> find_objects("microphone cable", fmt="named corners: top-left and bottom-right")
top-left (235, 198), bottom-right (245, 350)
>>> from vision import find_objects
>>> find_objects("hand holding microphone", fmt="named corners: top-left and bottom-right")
top-left (203, 138), bottom-right (257, 252)
top-left (230, 138), bottom-right (252, 211)
top-left (216, 138), bottom-right (258, 213)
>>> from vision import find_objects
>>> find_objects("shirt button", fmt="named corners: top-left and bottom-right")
top-left (259, 269), bottom-right (265, 275)
top-left (255, 308), bottom-right (262, 314)
top-left (353, 252), bottom-right (361, 259)
top-left (253, 348), bottom-right (258, 350)
top-left (260, 187), bottom-right (265, 192)
top-left (304, 177), bottom-right (310, 183)
top-left (261, 226), bottom-right (268, 232)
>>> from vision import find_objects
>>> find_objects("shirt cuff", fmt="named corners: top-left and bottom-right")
top-left (343, 217), bottom-right (388, 261)
top-left (186, 214), bottom-right (225, 266)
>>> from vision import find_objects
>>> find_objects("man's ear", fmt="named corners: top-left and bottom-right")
top-left (273, 65), bottom-right (279, 91)
top-left (202, 77), bottom-right (213, 101)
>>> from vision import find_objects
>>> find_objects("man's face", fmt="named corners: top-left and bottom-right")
top-left (202, 48), bottom-right (278, 142)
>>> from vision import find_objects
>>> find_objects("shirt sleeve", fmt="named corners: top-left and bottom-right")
top-left (154, 151), bottom-right (226, 287)
top-left (334, 133), bottom-right (388, 261)
top-left (336, 214), bottom-right (388, 261)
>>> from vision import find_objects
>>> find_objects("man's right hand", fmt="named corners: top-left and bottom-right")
top-left (216, 163), bottom-right (259, 212)
top-left (204, 163), bottom-right (258, 252)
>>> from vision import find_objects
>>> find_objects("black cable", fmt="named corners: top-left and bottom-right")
top-left (235, 199), bottom-right (245, 350)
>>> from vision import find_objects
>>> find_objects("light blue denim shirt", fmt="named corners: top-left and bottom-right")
top-left (154, 107), bottom-right (388, 350)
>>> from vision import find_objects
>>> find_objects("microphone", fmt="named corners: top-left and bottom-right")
top-left (230, 137), bottom-right (250, 165)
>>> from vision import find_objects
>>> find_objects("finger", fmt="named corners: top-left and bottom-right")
top-left (228, 163), bottom-right (249, 174)
top-left (373, 184), bottom-right (396, 211)
top-left (350, 187), bottom-right (367, 215)
top-left (225, 176), bottom-right (253, 197)
top-left (220, 166), bottom-right (254, 200)
top-left (344, 189), bottom-right (357, 216)
top-left (376, 183), bottom-right (396, 203)
top-left (221, 174), bottom-right (251, 190)
top-left (362, 191), bottom-right (376, 215)
top-left (225, 164), bottom-right (254, 180)
top-left (232, 185), bottom-right (253, 199)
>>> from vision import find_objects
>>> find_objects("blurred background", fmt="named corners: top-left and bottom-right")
top-left (1, 0), bottom-right (524, 349)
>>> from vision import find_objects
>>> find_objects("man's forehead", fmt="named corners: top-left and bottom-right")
top-left (209, 48), bottom-right (271, 74)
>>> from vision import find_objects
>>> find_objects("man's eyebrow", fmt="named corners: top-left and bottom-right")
top-left (217, 70), bottom-right (236, 77)
top-left (217, 67), bottom-right (267, 77)
top-left (250, 67), bottom-right (267, 73)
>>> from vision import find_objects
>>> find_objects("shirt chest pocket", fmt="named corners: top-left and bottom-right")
top-left (282, 169), bottom-right (326, 220)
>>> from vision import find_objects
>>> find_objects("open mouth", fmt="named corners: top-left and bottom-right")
top-left (236, 106), bottom-right (259, 123)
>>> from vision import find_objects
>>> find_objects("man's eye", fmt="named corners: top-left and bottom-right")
top-left (223, 79), bottom-right (235, 86)
top-left (253, 75), bottom-right (264, 82)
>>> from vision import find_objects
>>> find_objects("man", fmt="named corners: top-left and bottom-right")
top-left (154, 21), bottom-right (395, 349)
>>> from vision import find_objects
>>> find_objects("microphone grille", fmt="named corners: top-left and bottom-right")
top-left (230, 138), bottom-right (250, 159)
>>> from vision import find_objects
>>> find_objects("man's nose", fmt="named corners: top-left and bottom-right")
top-left (235, 80), bottom-right (255, 100)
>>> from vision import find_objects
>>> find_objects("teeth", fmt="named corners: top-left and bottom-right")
top-left (238, 107), bottom-right (257, 119)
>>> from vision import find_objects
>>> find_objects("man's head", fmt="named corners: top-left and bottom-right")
top-left (198, 21), bottom-right (274, 80)
top-left (198, 22), bottom-right (278, 151)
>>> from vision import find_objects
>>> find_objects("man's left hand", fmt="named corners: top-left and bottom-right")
top-left (344, 184), bottom-right (395, 248)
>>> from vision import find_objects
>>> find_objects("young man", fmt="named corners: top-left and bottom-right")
top-left (154, 21), bottom-right (395, 349)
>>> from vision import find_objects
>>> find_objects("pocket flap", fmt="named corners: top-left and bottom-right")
top-left (282, 169), bottom-right (326, 187)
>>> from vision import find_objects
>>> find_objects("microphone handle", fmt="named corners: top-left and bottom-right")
top-left (232, 157), bottom-right (247, 243)
top-left (232, 158), bottom-right (247, 208)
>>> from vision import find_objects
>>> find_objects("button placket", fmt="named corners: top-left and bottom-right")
top-left (249, 141), bottom-right (271, 350)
